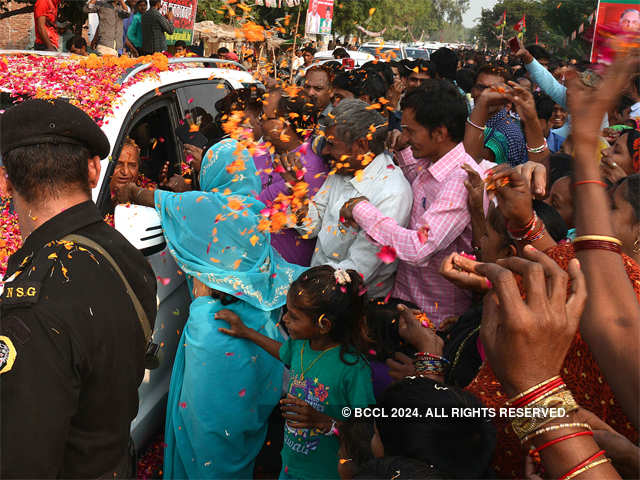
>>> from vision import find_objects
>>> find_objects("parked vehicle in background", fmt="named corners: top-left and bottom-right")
top-left (313, 49), bottom-right (375, 67)
top-left (358, 41), bottom-right (406, 60)
top-left (405, 44), bottom-right (430, 60)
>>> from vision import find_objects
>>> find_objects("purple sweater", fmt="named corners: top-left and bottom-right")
top-left (254, 141), bottom-right (328, 266)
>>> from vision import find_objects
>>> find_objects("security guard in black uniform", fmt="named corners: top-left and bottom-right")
top-left (0, 99), bottom-right (157, 478)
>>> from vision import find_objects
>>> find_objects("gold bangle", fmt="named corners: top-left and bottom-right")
top-left (507, 376), bottom-right (561, 404)
top-left (521, 422), bottom-right (591, 445)
top-left (573, 235), bottom-right (622, 246)
top-left (511, 389), bottom-right (580, 439)
top-left (563, 457), bottom-right (611, 480)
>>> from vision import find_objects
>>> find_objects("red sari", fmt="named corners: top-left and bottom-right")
top-left (466, 243), bottom-right (640, 478)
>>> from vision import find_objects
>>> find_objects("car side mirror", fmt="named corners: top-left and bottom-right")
top-left (114, 204), bottom-right (166, 256)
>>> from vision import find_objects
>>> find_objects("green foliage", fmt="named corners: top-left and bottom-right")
top-left (476, 0), bottom-right (598, 59)
top-left (194, 0), bottom-right (470, 43)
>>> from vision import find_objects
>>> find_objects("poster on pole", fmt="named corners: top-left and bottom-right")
top-left (160, 0), bottom-right (198, 45)
top-left (305, 0), bottom-right (334, 36)
top-left (590, 0), bottom-right (640, 62)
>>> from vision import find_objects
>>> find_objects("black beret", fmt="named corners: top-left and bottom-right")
top-left (0, 99), bottom-right (110, 158)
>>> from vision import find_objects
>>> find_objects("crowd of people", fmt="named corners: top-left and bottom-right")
top-left (1, 21), bottom-right (640, 480)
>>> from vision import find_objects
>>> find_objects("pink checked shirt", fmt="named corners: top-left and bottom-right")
top-left (353, 143), bottom-right (486, 326)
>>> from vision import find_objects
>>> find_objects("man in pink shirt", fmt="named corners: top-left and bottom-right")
top-left (341, 80), bottom-right (486, 326)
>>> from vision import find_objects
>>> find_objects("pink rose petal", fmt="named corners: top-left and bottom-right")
top-left (376, 245), bottom-right (397, 264)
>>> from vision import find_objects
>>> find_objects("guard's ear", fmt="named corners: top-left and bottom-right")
top-left (87, 155), bottom-right (101, 189)
top-left (0, 167), bottom-right (13, 197)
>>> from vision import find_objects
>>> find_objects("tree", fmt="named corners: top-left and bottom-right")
top-left (476, 0), bottom-right (598, 58)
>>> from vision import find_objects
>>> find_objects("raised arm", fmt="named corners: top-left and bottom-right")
top-left (567, 51), bottom-right (640, 429)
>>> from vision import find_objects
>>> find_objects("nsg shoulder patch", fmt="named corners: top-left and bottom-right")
top-left (0, 335), bottom-right (17, 374)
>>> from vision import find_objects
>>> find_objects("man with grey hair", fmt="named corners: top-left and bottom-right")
top-left (290, 99), bottom-right (412, 297)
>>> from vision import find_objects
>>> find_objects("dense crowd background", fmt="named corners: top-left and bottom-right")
top-left (1, 6), bottom-right (640, 479)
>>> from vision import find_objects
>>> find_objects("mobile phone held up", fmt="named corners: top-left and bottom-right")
top-left (508, 37), bottom-right (520, 54)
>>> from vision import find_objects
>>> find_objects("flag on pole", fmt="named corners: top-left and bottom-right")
top-left (514, 14), bottom-right (526, 39)
top-left (535, 34), bottom-right (538, 44)
top-left (494, 10), bottom-right (507, 29)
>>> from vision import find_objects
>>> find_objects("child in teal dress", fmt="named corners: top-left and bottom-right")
top-left (217, 265), bottom-right (375, 479)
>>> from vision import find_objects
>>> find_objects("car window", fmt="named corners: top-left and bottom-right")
top-left (406, 49), bottom-right (429, 60)
top-left (176, 81), bottom-right (232, 147)
top-left (98, 95), bottom-right (182, 215)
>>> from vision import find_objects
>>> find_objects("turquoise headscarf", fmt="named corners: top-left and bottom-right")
top-left (154, 138), bottom-right (305, 310)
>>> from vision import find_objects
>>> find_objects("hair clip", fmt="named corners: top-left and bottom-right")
top-left (334, 269), bottom-right (351, 286)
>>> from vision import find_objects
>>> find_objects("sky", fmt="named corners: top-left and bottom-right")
top-left (463, 0), bottom-right (499, 28)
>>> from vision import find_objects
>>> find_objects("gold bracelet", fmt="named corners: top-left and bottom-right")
top-left (573, 235), bottom-right (622, 246)
top-left (521, 422), bottom-right (591, 445)
top-left (507, 376), bottom-right (561, 405)
top-left (511, 389), bottom-right (579, 439)
top-left (563, 457), bottom-right (611, 480)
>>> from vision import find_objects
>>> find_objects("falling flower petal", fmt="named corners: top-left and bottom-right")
top-left (376, 246), bottom-right (397, 264)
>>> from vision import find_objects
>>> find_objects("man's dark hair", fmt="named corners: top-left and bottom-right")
top-left (149, 0), bottom-right (161, 8)
top-left (3, 143), bottom-right (91, 203)
top-left (409, 58), bottom-right (434, 77)
top-left (305, 64), bottom-right (333, 83)
top-left (175, 40), bottom-right (187, 49)
top-left (357, 70), bottom-right (387, 102)
top-left (400, 79), bottom-right (467, 143)
top-left (430, 47), bottom-right (458, 81)
top-left (455, 68), bottom-right (475, 93)
top-left (332, 71), bottom-right (360, 96)
top-left (474, 64), bottom-right (513, 84)
top-left (526, 44), bottom-right (551, 63)
top-left (332, 47), bottom-right (350, 59)
top-left (302, 46), bottom-right (316, 56)
top-left (66, 35), bottom-right (87, 51)
top-left (275, 89), bottom-right (316, 138)
top-left (377, 377), bottom-right (496, 478)
top-left (534, 92), bottom-right (555, 121)
top-left (355, 457), bottom-right (442, 479)
top-left (217, 46), bottom-right (229, 55)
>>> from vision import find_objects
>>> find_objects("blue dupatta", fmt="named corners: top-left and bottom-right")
top-left (160, 139), bottom-right (306, 478)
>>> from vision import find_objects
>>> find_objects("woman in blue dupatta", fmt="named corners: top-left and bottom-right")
top-left (155, 139), bottom-right (306, 479)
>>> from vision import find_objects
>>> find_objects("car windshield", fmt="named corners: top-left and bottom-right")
top-left (406, 48), bottom-right (429, 59)
top-left (359, 46), bottom-right (402, 60)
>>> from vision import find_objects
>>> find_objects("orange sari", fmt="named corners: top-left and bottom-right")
top-left (466, 243), bottom-right (640, 478)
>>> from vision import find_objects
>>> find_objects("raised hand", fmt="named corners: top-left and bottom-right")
top-left (476, 245), bottom-right (586, 397)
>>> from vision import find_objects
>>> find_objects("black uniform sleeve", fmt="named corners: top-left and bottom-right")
top-left (0, 307), bottom-right (83, 477)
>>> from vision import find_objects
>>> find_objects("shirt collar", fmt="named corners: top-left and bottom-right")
top-left (17, 201), bottom-right (103, 258)
top-left (349, 151), bottom-right (393, 194)
top-left (427, 143), bottom-right (468, 183)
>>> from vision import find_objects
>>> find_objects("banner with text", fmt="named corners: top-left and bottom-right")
top-left (161, 0), bottom-right (198, 45)
top-left (305, 0), bottom-right (334, 36)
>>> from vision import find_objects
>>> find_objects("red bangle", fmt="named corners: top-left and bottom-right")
top-left (574, 180), bottom-right (608, 188)
top-left (559, 450), bottom-right (606, 480)
top-left (511, 379), bottom-right (565, 408)
top-left (508, 214), bottom-right (536, 237)
top-left (529, 431), bottom-right (593, 456)
top-left (573, 240), bottom-right (621, 254)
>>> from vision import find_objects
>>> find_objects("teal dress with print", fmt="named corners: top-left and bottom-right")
top-left (279, 340), bottom-right (375, 479)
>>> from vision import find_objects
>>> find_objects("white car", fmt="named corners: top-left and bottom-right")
top-left (313, 49), bottom-right (375, 67)
top-left (0, 51), bottom-right (264, 454)
top-left (358, 41), bottom-right (406, 60)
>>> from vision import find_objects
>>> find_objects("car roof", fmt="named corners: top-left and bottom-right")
top-left (0, 52), bottom-right (258, 127)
